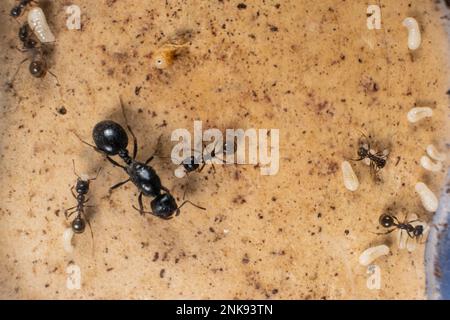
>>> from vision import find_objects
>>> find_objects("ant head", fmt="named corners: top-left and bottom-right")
top-left (183, 156), bottom-right (199, 172)
top-left (19, 24), bottom-right (29, 41)
top-left (10, 6), bottom-right (21, 17)
top-left (151, 193), bottom-right (178, 219)
top-left (24, 38), bottom-right (37, 50)
top-left (29, 60), bottom-right (46, 78)
top-left (72, 217), bottom-right (86, 234)
top-left (357, 146), bottom-right (368, 158)
top-left (379, 213), bottom-right (395, 228)
top-left (413, 225), bottom-right (424, 237)
top-left (92, 120), bottom-right (128, 155)
top-left (75, 179), bottom-right (90, 195)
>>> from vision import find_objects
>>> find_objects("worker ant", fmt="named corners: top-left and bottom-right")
top-left (351, 131), bottom-right (389, 177)
top-left (10, 0), bottom-right (34, 18)
top-left (65, 161), bottom-right (101, 238)
top-left (377, 213), bottom-right (424, 240)
top-left (75, 98), bottom-right (205, 219)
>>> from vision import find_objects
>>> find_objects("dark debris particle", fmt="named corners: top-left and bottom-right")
top-left (344, 229), bottom-right (350, 235)
top-left (237, 3), bottom-right (247, 10)
top-left (269, 25), bottom-right (279, 32)
top-left (135, 86), bottom-right (142, 96)
top-left (57, 106), bottom-right (67, 115)
top-left (160, 269), bottom-right (165, 278)
top-left (242, 254), bottom-right (250, 264)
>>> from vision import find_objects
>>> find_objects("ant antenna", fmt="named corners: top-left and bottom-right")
top-left (178, 200), bottom-right (206, 211)
top-left (72, 159), bottom-right (81, 179)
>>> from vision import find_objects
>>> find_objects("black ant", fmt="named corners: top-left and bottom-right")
top-left (377, 213), bottom-right (424, 240)
top-left (10, 0), bottom-right (34, 18)
top-left (7, 22), bottom-right (58, 90)
top-left (65, 161), bottom-right (101, 237)
top-left (75, 97), bottom-right (205, 219)
top-left (351, 131), bottom-right (388, 177)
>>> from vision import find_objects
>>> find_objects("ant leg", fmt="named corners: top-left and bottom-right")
top-left (109, 178), bottom-right (130, 192)
top-left (105, 156), bottom-right (127, 170)
top-left (70, 186), bottom-right (76, 199)
top-left (182, 182), bottom-right (189, 200)
top-left (119, 97), bottom-right (138, 159)
top-left (47, 70), bottom-right (61, 87)
top-left (7, 57), bottom-right (28, 88)
top-left (374, 228), bottom-right (397, 235)
top-left (138, 192), bottom-right (144, 216)
top-left (89, 167), bottom-right (102, 181)
top-left (64, 206), bottom-right (77, 218)
top-left (144, 135), bottom-right (163, 165)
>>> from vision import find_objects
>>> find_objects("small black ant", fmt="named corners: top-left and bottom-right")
top-left (75, 97), bottom-right (205, 219)
top-left (351, 131), bottom-right (388, 176)
top-left (65, 161), bottom-right (101, 237)
top-left (377, 213), bottom-right (424, 240)
top-left (10, 0), bottom-right (34, 18)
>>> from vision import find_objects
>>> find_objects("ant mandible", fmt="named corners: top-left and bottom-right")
top-left (76, 97), bottom-right (205, 219)
top-left (65, 161), bottom-right (101, 238)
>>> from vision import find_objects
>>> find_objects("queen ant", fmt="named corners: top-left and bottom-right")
top-left (75, 97), bottom-right (205, 219)
top-left (65, 161), bottom-right (101, 238)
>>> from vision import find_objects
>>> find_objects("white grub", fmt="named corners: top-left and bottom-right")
top-left (359, 245), bottom-right (390, 266)
top-left (174, 165), bottom-right (187, 178)
top-left (426, 144), bottom-right (446, 162)
top-left (63, 228), bottom-right (74, 253)
top-left (402, 17), bottom-right (421, 50)
top-left (341, 161), bottom-right (359, 191)
top-left (420, 155), bottom-right (442, 172)
top-left (28, 7), bottom-right (56, 43)
top-left (407, 107), bottom-right (433, 123)
top-left (415, 182), bottom-right (439, 212)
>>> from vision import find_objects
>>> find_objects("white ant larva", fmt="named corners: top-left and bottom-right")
top-left (341, 160), bottom-right (359, 191)
top-left (63, 227), bottom-right (74, 253)
top-left (28, 7), bottom-right (56, 43)
top-left (402, 17), bottom-right (421, 50)
top-left (407, 107), bottom-right (433, 123)
top-left (420, 155), bottom-right (443, 172)
top-left (426, 144), bottom-right (446, 162)
top-left (359, 245), bottom-right (390, 266)
top-left (415, 182), bottom-right (439, 212)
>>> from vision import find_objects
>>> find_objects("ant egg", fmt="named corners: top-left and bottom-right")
top-left (174, 165), bottom-right (187, 178)
top-left (341, 160), bottom-right (359, 191)
top-left (63, 228), bottom-right (74, 253)
top-left (426, 144), bottom-right (446, 162)
top-left (359, 245), bottom-right (390, 266)
top-left (420, 155), bottom-right (442, 172)
top-left (415, 182), bottom-right (439, 212)
top-left (402, 17), bottom-right (421, 50)
top-left (28, 7), bottom-right (56, 43)
top-left (407, 107), bottom-right (433, 123)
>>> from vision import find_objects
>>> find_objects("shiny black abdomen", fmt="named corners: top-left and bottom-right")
top-left (128, 162), bottom-right (162, 197)
top-left (92, 120), bottom-right (128, 155)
